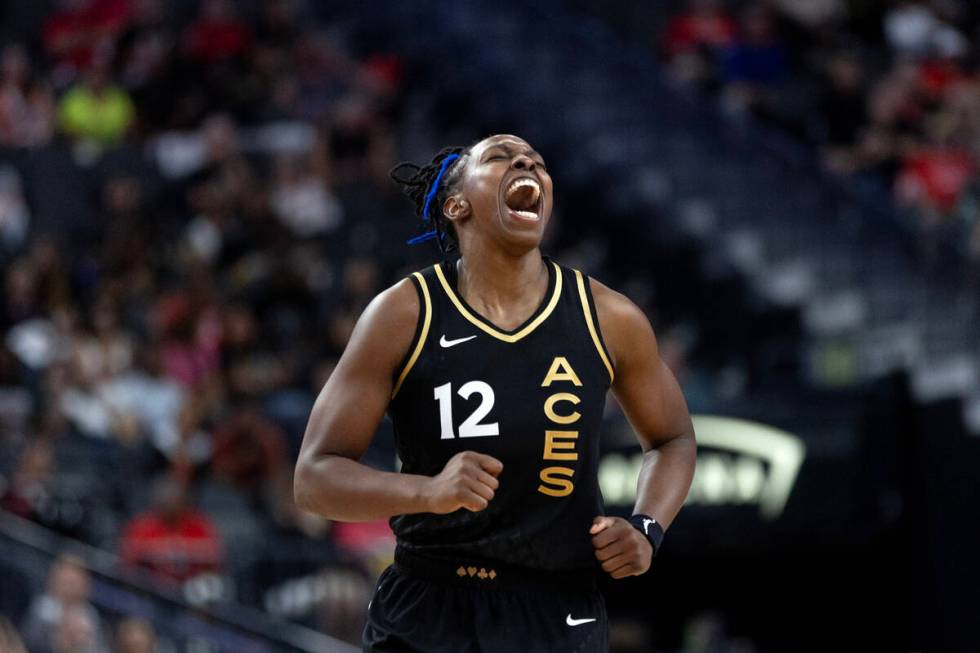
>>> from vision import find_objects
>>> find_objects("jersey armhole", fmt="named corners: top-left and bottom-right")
top-left (391, 272), bottom-right (432, 399)
top-left (573, 269), bottom-right (615, 385)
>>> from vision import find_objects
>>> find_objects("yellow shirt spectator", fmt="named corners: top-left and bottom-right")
top-left (57, 82), bottom-right (135, 145)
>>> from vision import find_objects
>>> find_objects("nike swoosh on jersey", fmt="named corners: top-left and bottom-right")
top-left (566, 614), bottom-right (596, 627)
top-left (439, 334), bottom-right (477, 348)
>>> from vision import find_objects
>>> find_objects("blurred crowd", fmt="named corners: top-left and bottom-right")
top-left (4, 553), bottom-right (161, 653)
top-left (0, 0), bottom-right (412, 647)
top-left (660, 0), bottom-right (980, 267)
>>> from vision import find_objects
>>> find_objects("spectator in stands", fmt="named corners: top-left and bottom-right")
top-left (718, 4), bottom-right (788, 117)
top-left (25, 239), bottom-right (72, 318)
top-left (1, 258), bottom-right (41, 329)
top-left (0, 44), bottom-right (55, 148)
top-left (724, 4), bottom-right (787, 83)
top-left (663, 0), bottom-right (737, 85)
top-left (183, 0), bottom-right (251, 65)
top-left (270, 151), bottom-right (343, 238)
top-left (98, 342), bottom-right (192, 459)
top-left (0, 346), bottom-right (32, 439)
top-left (42, 0), bottom-right (133, 84)
top-left (817, 51), bottom-right (867, 173)
top-left (58, 327), bottom-right (122, 442)
top-left (896, 112), bottom-right (976, 217)
top-left (883, 0), bottom-right (968, 60)
top-left (20, 554), bottom-right (107, 653)
top-left (115, 0), bottom-right (171, 93)
top-left (0, 440), bottom-right (55, 523)
top-left (223, 303), bottom-right (301, 402)
top-left (664, 0), bottom-right (737, 56)
top-left (46, 603), bottom-right (106, 653)
top-left (112, 617), bottom-right (156, 653)
top-left (313, 566), bottom-right (372, 646)
top-left (771, 0), bottom-right (845, 32)
top-left (849, 62), bottom-right (923, 183)
top-left (153, 292), bottom-right (221, 389)
top-left (57, 50), bottom-right (134, 146)
top-left (73, 298), bottom-right (133, 386)
top-left (119, 476), bottom-right (223, 586)
top-left (97, 174), bottom-right (153, 274)
top-left (325, 95), bottom-right (393, 184)
top-left (0, 166), bottom-right (31, 253)
top-left (209, 403), bottom-right (289, 502)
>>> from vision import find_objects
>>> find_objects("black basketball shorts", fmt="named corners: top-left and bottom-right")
top-left (363, 552), bottom-right (608, 653)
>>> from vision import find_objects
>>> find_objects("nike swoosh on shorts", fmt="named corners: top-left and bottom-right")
top-left (566, 614), bottom-right (596, 627)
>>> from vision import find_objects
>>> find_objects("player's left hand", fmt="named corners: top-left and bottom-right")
top-left (589, 516), bottom-right (653, 579)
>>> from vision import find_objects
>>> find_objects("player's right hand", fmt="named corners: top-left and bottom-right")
top-left (423, 451), bottom-right (503, 514)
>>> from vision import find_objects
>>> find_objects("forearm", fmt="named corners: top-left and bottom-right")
top-left (633, 432), bottom-right (696, 530)
top-left (294, 454), bottom-right (432, 522)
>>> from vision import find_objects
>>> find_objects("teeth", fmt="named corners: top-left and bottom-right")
top-left (507, 178), bottom-right (540, 194)
top-left (513, 210), bottom-right (539, 220)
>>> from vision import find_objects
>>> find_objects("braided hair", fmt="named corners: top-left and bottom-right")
top-left (389, 145), bottom-right (469, 254)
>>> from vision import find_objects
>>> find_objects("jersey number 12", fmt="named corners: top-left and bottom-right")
top-left (433, 381), bottom-right (499, 439)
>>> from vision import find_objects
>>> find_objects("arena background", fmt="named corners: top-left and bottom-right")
top-left (0, 1), bottom-right (978, 651)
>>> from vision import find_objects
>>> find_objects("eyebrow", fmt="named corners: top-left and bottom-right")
top-left (482, 143), bottom-right (543, 160)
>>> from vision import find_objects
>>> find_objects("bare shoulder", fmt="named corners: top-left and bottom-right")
top-left (343, 276), bottom-right (420, 371)
top-left (588, 277), bottom-right (658, 369)
top-left (361, 277), bottom-right (420, 335)
top-left (588, 277), bottom-right (649, 326)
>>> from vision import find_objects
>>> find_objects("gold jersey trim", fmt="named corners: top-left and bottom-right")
top-left (574, 270), bottom-right (615, 384)
top-left (392, 272), bottom-right (432, 398)
top-left (432, 260), bottom-right (563, 343)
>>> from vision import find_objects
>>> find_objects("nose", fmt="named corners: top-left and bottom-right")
top-left (511, 154), bottom-right (536, 171)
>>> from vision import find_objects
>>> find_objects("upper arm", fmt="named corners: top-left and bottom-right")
top-left (297, 278), bottom-right (420, 464)
top-left (590, 278), bottom-right (693, 451)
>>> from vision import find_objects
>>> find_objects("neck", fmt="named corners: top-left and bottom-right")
top-left (456, 246), bottom-right (548, 328)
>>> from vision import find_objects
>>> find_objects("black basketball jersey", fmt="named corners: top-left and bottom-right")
top-left (387, 255), bottom-right (616, 573)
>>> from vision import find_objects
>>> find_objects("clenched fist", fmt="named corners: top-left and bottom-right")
top-left (423, 451), bottom-right (503, 514)
top-left (590, 516), bottom-right (653, 579)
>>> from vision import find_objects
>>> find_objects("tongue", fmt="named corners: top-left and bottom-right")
top-left (505, 184), bottom-right (539, 212)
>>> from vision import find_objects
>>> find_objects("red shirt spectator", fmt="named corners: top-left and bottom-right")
top-left (664, 0), bottom-right (737, 55)
top-left (918, 60), bottom-right (971, 99)
top-left (897, 149), bottom-right (976, 213)
top-left (183, 0), bottom-right (251, 64)
top-left (43, 0), bottom-right (133, 73)
top-left (120, 478), bottom-right (223, 585)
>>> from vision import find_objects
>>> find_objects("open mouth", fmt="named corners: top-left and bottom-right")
top-left (503, 176), bottom-right (542, 221)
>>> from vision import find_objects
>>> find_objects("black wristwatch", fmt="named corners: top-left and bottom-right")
top-left (627, 514), bottom-right (665, 556)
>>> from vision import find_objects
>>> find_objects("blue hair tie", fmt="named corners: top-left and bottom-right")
top-left (408, 153), bottom-right (460, 245)
top-left (421, 153), bottom-right (460, 220)
top-left (405, 228), bottom-right (450, 245)
top-left (406, 230), bottom-right (438, 244)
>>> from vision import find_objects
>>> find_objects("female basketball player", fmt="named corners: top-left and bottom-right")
top-left (294, 134), bottom-right (696, 652)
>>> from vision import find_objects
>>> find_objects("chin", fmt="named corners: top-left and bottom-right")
top-left (496, 213), bottom-right (548, 253)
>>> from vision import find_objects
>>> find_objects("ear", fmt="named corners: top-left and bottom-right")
top-left (442, 195), bottom-right (471, 224)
